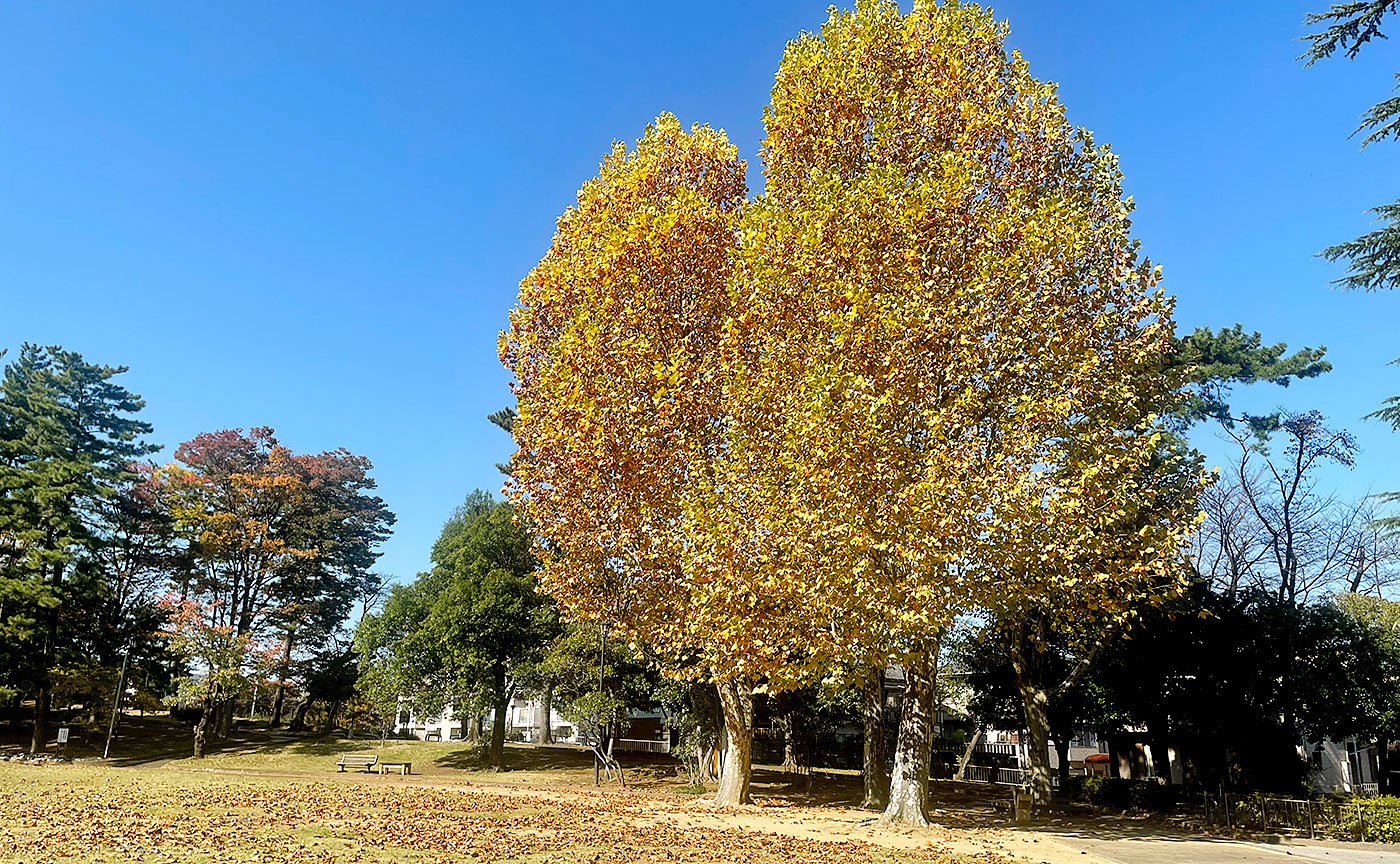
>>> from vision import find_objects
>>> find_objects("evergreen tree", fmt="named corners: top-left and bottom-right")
top-left (0, 344), bottom-right (155, 752)
top-left (1303, 1), bottom-right (1400, 292)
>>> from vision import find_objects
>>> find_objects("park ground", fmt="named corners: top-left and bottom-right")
top-left (1, 719), bottom-right (1395, 864)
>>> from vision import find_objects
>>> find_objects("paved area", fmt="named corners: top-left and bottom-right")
top-left (1044, 831), bottom-right (1397, 864)
top-left (1263, 839), bottom-right (1399, 864)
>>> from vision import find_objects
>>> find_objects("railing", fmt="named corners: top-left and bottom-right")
top-left (997, 768), bottom-right (1026, 785)
top-left (934, 740), bottom-right (1019, 757)
top-left (956, 764), bottom-right (1027, 786)
top-left (1204, 793), bottom-right (1380, 841)
top-left (960, 765), bottom-right (994, 783)
top-left (612, 738), bottom-right (671, 754)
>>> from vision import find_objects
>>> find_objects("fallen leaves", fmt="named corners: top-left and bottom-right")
top-left (0, 764), bottom-right (1012, 864)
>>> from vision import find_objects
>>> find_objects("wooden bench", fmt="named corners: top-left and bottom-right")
top-left (335, 754), bottom-right (379, 773)
top-left (378, 761), bottom-right (412, 776)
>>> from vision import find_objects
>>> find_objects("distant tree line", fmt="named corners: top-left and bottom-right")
top-left (0, 343), bottom-right (395, 758)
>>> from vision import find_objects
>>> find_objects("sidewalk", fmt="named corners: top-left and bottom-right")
top-left (1038, 825), bottom-right (1397, 864)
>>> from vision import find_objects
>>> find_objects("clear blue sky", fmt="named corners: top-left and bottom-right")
top-left (2, 1), bottom-right (1396, 585)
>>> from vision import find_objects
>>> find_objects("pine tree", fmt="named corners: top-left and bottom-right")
top-left (0, 344), bottom-right (155, 752)
top-left (1303, 1), bottom-right (1399, 291)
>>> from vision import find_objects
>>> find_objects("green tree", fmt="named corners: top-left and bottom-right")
top-left (430, 491), bottom-right (557, 769)
top-left (360, 492), bottom-right (557, 770)
top-left (519, 621), bottom-right (660, 782)
top-left (1170, 325), bottom-right (1331, 432)
top-left (0, 344), bottom-right (155, 753)
top-left (956, 626), bottom-right (1119, 788)
top-left (354, 570), bottom-right (455, 734)
top-left (1302, 1), bottom-right (1400, 292)
top-left (1303, 3), bottom-right (1400, 528)
top-left (1337, 593), bottom-right (1400, 791)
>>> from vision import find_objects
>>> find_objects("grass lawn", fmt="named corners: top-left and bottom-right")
top-left (0, 761), bottom-right (996, 864)
top-left (172, 735), bottom-right (666, 787)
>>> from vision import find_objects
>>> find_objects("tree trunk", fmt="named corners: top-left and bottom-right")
top-left (268, 632), bottom-right (294, 728)
top-left (489, 663), bottom-right (508, 770)
top-left (540, 685), bottom-right (554, 744)
top-left (489, 697), bottom-right (507, 771)
top-left (30, 685), bottom-right (51, 754)
top-left (881, 650), bottom-right (938, 827)
top-left (320, 700), bottom-right (341, 736)
top-left (714, 678), bottom-right (754, 806)
top-left (1054, 735), bottom-right (1071, 788)
top-left (861, 666), bottom-right (888, 810)
top-left (1147, 720), bottom-right (1172, 783)
top-left (287, 698), bottom-right (312, 733)
top-left (1011, 648), bottom-right (1054, 810)
top-left (192, 688), bottom-right (217, 759)
top-left (1378, 738), bottom-right (1392, 796)
top-left (777, 706), bottom-right (798, 772)
top-left (465, 707), bottom-right (481, 745)
top-left (31, 561), bottom-right (59, 755)
top-left (955, 726), bottom-right (983, 781)
top-left (215, 697), bottom-right (234, 739)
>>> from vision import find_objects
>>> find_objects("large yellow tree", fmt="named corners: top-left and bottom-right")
top-left (500, 116), bottom-right (814, 805)
top-left (720, 0), bottom-right (1202, 824)
top-left (503, 1), bottom-right (1203, 821)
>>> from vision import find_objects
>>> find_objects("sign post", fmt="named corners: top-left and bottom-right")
top-left (56, 726), bottom-right (69, 756)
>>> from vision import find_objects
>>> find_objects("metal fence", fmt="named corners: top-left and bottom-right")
top-left (957, 765), bottom-right (1028, 786)
top-left (1203, 793), bottom-right (1378, 841)
top-left (613, 738), bottom-right (671, 754)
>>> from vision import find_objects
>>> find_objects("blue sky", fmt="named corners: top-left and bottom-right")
top-left (2, 1), bottom-right (1396, 584)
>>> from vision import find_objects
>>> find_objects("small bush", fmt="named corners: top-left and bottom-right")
top-left (1063, 775), bottom-right (1175, 812)
top-left (1060, 775), bottom-right (1087, 800)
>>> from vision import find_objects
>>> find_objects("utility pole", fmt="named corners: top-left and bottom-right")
top-left (594, 622), bottom-right (605, 786)
top-left (102, 647), bottom-right (132, 759)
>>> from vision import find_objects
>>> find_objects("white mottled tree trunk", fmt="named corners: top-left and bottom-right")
top-left (881, 650), bottom-right (938, 827)
top-left (713, 679), bottom-right (753, 807)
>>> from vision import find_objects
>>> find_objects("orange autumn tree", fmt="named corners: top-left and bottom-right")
top-left (500, 116), bottom-right (812, 806)
top-left (718, 0), bottom-right (1202, 825)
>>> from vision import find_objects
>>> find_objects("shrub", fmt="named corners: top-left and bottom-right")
top-left (1349, 796), bottom-right (1400, 843)
top-left (1060, 775), bottom-right (1087, 800)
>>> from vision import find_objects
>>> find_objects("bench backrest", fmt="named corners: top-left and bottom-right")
top-left (338, 754), bottom-right (378, 765)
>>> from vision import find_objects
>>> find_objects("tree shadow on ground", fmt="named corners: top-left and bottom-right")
top-left (2, 714), bottom-right (200, 767)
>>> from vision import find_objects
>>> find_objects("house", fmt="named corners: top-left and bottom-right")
top-left (393, 695), bottom-right (671, 753)
top-left (1305, 736), bottom-right (1380, 794)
